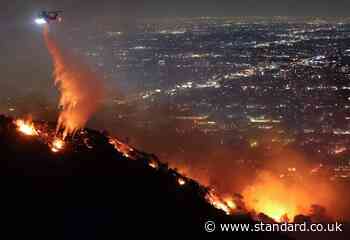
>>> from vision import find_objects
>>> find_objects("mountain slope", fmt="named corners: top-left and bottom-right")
top-left (0, 115), bottom-right (290, 239)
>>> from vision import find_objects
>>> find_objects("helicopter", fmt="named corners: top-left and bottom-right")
top-left (35, 11), bottom-right (63, 24)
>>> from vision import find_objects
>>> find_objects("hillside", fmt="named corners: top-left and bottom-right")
top-left (0, 115), bottom-right (290, 239)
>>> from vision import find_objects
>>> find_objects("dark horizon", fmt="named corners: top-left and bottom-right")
top-left (2, 0), bottom-right (350, 21)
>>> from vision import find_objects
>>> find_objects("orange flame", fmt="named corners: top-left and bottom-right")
top-left (43, 25), bottom-right (103, 139)
top-left (109, 137), bottom-right (135, 159)
top-left (149, 159), bottom-right (159, 169)
top-left (178, 177), bottom-right (186, 186)
top-left (223, 197), bottom-right (237, 210)
top-left (242, 171), bottom-right (311, 222)
top-left (15, 119), bottom-right (38, 136)
top-left (51, 138), bottom-right (65, 153)
top-left (206, 190), bottom-right (236, 215)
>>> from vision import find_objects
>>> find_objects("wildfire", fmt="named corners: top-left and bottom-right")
top-left (109, 138), bottom-right (135, 159)
top-left (178, 177), bottom-right (186, 186)
top-left (149, 160), bottom-right (159, 169)
top-left (224, 197), bottom-right (237, 210)
top-left (259, 203), bottom-right (292, 222)
top-left (43, 25), bottom-right (104, 139)
top-left (15, 119), bottom-right (38, 136)
top-left (12, 114), bottom-right (334, 223)
top-left (206, 190), bottom-right (236, 215)
top-left (242, 171), bottom-right (311, 222)
top-left (51, 138), bottom-right (65, 153)
top-left (112, 137), bottom-right (243, 216)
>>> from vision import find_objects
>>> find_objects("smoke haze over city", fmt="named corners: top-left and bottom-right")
top-left (1, 0), bottom-right (350, 238)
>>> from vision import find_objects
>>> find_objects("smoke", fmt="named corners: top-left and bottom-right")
top-left (242, 171), bottom-right (331, 222)
top-left (43, 26), bottom-right (104, 138)
top-left (100, 107), bottom-right (347, 220)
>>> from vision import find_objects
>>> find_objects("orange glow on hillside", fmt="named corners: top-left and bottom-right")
top-left (149, 160), bottom-right (159, 169)
top-left (242, 171), bottom-right (312, 222)
top-left (206, 190), bottom-right (236, 215)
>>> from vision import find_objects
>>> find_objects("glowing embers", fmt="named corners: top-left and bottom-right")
top-left (224, 197), bottom-right (237, 210)
top-left (15, 119), bottom-right (38, 136)
top-left (148, 159), bottom-right (159, 169)
top-left (177, 177), bottom-right (186, 186)
top-left (205, 190), bottom-right (236, 215)
top-left (109, 137), bottom-right (135, 159)
top-left (51, 138), bottom-right (65, 153)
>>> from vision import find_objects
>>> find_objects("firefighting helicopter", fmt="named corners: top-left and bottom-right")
top-left (35, 11), bottom-right (63, 24)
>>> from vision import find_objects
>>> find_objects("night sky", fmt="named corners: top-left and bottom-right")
top-left (2, 0), bottom-right (350, 20)
top-left (0, 0), bottom-right (350, 18)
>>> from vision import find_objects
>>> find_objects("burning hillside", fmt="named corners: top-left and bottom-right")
top-left (9, 115), bottom-right (237, 215)
top-left (0, 114), bottom-right (294, 238)
top-left (1, 115), bottom-right (338, 224)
